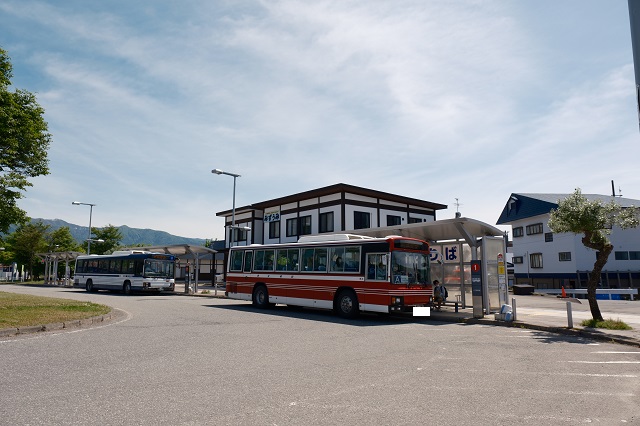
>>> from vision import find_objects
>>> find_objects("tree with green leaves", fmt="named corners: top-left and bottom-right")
top-left (49, 226), bottom-right (82, 252)
top-left (6, 221), bottom-right (49, 279)
top-left (85, 224), bottom-right (123, 255)
top-left (0, 47), bottom-right (51, 234)
top-left (548, 189), bottom-right (639, 321)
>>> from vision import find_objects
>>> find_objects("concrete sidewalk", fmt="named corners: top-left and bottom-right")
top-left (426, 293), bottom-right (640, 347)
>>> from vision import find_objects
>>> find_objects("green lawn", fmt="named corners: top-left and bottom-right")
top-left (0, 291), bottom-right (110, 328)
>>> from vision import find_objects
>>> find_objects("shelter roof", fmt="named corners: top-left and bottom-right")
top-left (352, 217), bottom-right (504, 247)
top-left (118, 244), bottom-right (216, 258)
top-left (36, 251), bottom-right (84, 262)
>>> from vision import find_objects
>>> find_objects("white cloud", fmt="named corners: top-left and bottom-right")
top-left (3, 0), bottom-right (639, 239)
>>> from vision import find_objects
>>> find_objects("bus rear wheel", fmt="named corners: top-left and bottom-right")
top-left (252, 285), bottom-right (270, 308)
top-left (122, 281), bottom-right (132, 295)
top-left (85, 280), bottom-right (94, 292)
top-left (335, 289), bottom-right (359, 319)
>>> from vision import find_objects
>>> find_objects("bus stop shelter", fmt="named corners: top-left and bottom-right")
top-left (36, 251), bottom-right (84, 286)
top-left (353, 217), bottom-right (508, 316)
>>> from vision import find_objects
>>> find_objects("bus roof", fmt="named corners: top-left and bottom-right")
top-left (76, 251), bottom-right (175, 259)
top-left (297, 234), bottom-right (375, 243)
top-left (230, 234), bottom-right (427, 250)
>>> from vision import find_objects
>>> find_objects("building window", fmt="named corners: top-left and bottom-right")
top-left (526, 223), bottom-right (544, 235)
top-left (529, 253), bottom-right (543, 268)
top-left (615, 251), bottom-right (629, 260)
top-left (513, 227), bottom-right (523, 238)
top-left (408, 217), bottom-right (422, 224)
top-left (387, 215), bottom-right (401, 226)
top-left (319, 212), bottom-right (334, 233)
top-left (558, 252), bottom-right (571, 262)
top-left (630, 251), bottom-right (640, 260)
top-left (545, 232), bottom-right (553, 242)
top-left (268, 221), bottom-right (280, 239)
top-left (513, 256), bottom-right (523, 264)
top-left (232, 227), bottom-right (247, 243)
top-left (286, 218), bottom-right (298, 237)
top-left (354, 211), bottom-right (370, 229)
top-left (299, 215), bottom-right (312, 235)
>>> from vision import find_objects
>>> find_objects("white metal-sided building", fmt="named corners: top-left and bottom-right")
top-left (496, 193), bottom-right (640, 294)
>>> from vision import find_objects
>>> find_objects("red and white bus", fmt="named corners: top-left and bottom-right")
top-left (225, 234), bottom-right (433, 317)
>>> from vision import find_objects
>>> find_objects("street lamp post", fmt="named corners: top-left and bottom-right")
top-left (72, 201), bottom-right (96, 255)
top-left (211, 169), bottom-right (241, 247)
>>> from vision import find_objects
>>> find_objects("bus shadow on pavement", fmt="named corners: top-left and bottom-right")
top-left (208, 303), bottom-right (452, 327)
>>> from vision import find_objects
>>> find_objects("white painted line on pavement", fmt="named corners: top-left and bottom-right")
top-left (591, 351), bottom-right (640, 354)
top-left (565, 361), bottom-right (640, 364)
top-left (565, 373), bottom-right (638, 378)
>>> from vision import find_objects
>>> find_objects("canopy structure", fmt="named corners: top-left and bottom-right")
top-left (352, 217), bottom-right (505, 248)
top-left (119, 244), bottom-right (217, 258)
top-left (36, 251), bottom-right (84, 285)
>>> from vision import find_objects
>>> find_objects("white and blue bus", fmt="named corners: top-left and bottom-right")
top-left (74, 251), bottom-right (176, 294)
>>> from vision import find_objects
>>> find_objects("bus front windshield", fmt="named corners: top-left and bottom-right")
top-left (391, 251), bottom-right (430, 285)
top-left (143, 259), bottom-right (175, 279)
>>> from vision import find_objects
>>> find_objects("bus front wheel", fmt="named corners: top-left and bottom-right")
top-left (335, 289), bottom-right (359, 319)
top-left (122, 281), bottom-right (132, 295)
top-left (85, 280), bottom-right (94, 292)
top-left (252, 285), bottom-right (270, 308)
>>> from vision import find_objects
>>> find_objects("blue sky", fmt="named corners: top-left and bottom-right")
top-left (1, 0), bottom-right (638, 240)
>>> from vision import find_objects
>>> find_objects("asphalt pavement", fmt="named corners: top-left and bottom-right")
top-left (2, 282), bottom-right (640, 347)
top-left (175, 282), bottom-right (640, 348)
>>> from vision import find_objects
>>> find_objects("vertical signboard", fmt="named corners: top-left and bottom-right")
top-left (471, 260), bottom-right (483, 318)
top-left (497, 253), bottom-right (507, 306)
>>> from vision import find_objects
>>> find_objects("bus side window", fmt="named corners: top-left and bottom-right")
top-left (276, 250), bottom-right (288, 271)
top-left (315, 248), bottom-right (327, 271)
top-left (302, 249), bottom-right (314, 271)
top-left (230, 251), bottom-right (243, 271)
top-left (134, 260), bottom-right (143, 277)
top-left (367, 263), bottom-right (376, 279)
top-left (243, 251), bottom-right (253, 272)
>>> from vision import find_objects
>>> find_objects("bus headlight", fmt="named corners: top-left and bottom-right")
top-left (392, 296), bottom-right (403, 305)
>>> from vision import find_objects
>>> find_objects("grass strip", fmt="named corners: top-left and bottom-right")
top-left (0, 291), bottom-right (110, 328)
top-left (581, 318), bottom-right (632, 330)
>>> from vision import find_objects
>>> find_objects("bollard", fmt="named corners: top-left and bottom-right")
top-left (566, 301), bottom-right (573, 329)
top-left (454, 301), bottom-right (459, 313)
top-left (511, 297), bottom-right (517, 321)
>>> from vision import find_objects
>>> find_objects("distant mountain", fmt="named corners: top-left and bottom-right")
top-left (8, 219), bottom-right (208, 247)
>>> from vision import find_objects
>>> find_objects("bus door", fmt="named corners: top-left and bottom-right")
top-left (365, 253), bottom-right (389, 305)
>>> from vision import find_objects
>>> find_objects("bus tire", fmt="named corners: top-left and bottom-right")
top-left (122, 281), bottom-right (132, 295)
top-left (85, 280), bottom-right (94, 292)
top-left (335, 289), bottom-right (359, 319)
top-left (252, 284), bottom-right (270, 308)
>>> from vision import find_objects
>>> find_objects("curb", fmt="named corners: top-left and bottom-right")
top-left (0, 308), bottom-right (127, 338)
top-left (453, 317), bottom-right (640, 348)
